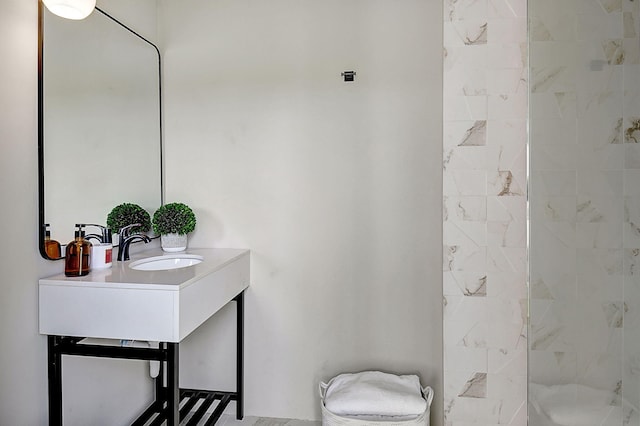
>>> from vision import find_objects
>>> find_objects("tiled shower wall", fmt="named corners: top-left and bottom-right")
top-left (529, 0), bottom-right (640, 424)
top-left (442, 0), bottom-right (528, 424)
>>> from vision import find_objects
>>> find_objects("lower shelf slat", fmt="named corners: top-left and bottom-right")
top-left (179, 393), bottom-right (202, 421)
top-left (204, 394), bottom-right (232, 426)
top-left (131, 401), bottom-right (164, 426)
top-left (132, 388), bottom-right (237, 426)
top-left (149, 412), bottom-right (167, 426)
top-left (185, 394), bottom-right (216, 426)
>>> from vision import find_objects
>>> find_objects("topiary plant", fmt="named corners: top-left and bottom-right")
top-left (106, 203), bottom-right (151, 234)
top-left (152, 202), bottom-right (196, 235)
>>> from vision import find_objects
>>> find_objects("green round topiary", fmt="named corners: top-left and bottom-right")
top-left (106, 203), bottom-right (152, 234)
top-left (152, 202), bottom-right (196, 235)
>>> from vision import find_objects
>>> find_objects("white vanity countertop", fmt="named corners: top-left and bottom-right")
top-left (39, 247), bottom-right (249, 290)
top-left (39, 247), bottom-right (250, 341)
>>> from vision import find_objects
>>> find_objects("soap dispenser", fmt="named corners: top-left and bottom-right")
top-left (65, 224), bottom-right (92, 277)
top-left (43, 224), bottom-right (61, 259)
top-left (85, 224), bottom-right (113, 269)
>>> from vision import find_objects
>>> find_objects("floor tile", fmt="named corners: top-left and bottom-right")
top-left (219, 414), bottom-right (319, 426)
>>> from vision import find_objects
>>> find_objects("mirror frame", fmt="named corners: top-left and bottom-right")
top-left (37, 1), bottom-right (164, 260)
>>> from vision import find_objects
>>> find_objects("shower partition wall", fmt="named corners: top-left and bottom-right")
top-left (529, 1), bottom-right (640, 424)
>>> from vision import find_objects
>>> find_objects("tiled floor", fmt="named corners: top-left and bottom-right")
top-left (220, 416), bottom-right (320, 425)
top-left (182, 414), bottom-right (320, 425)
top-left (179, 396), bottom-right (320, 425)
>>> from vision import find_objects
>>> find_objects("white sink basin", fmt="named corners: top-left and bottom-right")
top-left (129, 254), bottom-right (204, 271)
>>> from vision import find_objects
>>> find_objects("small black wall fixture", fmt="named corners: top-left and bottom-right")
top-left (342, 71), bottom-right (356, 82)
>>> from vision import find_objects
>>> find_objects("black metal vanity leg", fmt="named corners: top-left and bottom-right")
top-left (47, 336), bottom-right (63, 426)
top-left (166, 343), bottom-right (180, 425)
top-left (155, 349), bottom-right (164, 405)
top-left (236, 291), bottom-right (244, 420)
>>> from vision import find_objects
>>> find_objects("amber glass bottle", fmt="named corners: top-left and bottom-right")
top-left (65, 225), bottom-right (92, 277)
top-left (43, 224), bottom-right (61, 259)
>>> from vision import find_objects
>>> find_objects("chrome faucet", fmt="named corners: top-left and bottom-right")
top-left (117, 223), bottom-right (151, 261)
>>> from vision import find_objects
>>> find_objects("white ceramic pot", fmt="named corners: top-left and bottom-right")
top-left (161, 233), bottom-right (187, 252)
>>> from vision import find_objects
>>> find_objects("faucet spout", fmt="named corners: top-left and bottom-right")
top-left (85, 234), bottom-right (103, 243)
top-left (117, 234), bottom-right (151, 262)
top-left (118, 223), bottom-right (142, 241)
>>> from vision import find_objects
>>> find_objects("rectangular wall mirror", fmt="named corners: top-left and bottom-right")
top-left (38, 1), bottom-right (163, 259)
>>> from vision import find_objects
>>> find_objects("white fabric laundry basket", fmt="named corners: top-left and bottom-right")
top-left (319, 371), bottom-right (434, 426)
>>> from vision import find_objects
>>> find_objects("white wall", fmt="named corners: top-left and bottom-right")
top-left (0, 0), bottom-right (46, 424)
top-left (160, 0), bottom-right (443, 422)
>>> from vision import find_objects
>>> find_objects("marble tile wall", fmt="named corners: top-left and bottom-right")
top-left (529, 0), bottom-right (640, 424)
top-left (443, 0), bottom-right (528, 424)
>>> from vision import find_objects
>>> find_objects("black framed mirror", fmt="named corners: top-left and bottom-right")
top-left (38, 1), bottom-right (163, 260)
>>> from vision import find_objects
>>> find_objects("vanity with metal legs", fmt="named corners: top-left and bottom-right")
top-left (39, 248), bottom-right (250, 426)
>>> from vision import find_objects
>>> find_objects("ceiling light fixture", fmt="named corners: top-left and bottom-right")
top-left (42, 0), bottom-right (96, 20)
